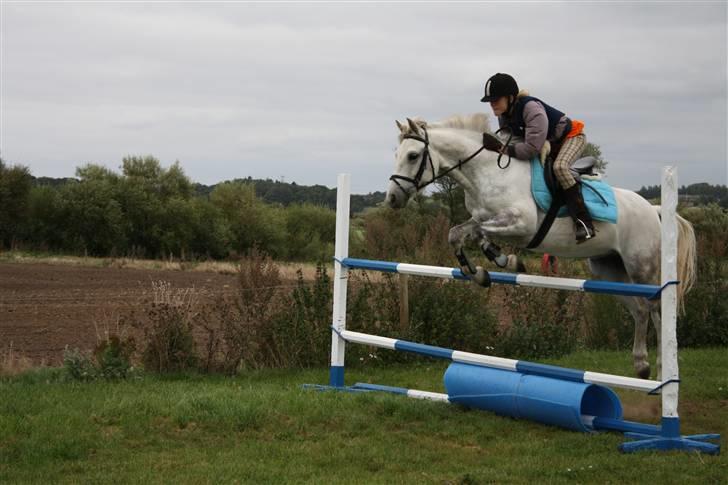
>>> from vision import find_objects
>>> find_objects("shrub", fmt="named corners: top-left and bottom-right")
top-left (496, 286), bottom-right (583, 360)
top-left (677, 205), bottom-right (728, 346)
top-left (93, 335), bottom-right (136, 379)
top-left (136, 281), bottom-right (198, 373)
top-left (583, 294), bottom-right (635, 350)
top-left (200, 249), bottom-right (288, 372)
top-left (344, 271), bottom-right (498, 366)
top-left (63, 346), bottom-right (98, 381)
top-left (268, 263), bottom-right (332, 367)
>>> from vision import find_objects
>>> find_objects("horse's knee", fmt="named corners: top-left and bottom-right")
top-left (448, 227), bottom-right (464, 247)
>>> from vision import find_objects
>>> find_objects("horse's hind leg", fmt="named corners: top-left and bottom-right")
top-left (621, 244), bottom-right (661, 380)
top-left (589, 254), bottom-right (652, 379)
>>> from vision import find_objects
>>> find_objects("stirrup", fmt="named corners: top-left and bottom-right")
top-left (575, 219), bottom-right (595, 244)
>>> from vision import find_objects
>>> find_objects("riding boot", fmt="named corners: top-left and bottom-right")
top-left (563, 184), bottom-right (596, 243)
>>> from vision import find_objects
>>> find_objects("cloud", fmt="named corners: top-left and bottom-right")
top-left (1, 2), bottom-right (725, 193)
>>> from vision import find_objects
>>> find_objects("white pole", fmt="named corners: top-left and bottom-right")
top-left (330, 173), bottom-right (351, 386)
top-left (661, 166), bottom-right (679, 431)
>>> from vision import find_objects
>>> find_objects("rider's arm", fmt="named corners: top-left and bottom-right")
top-left (507, 100), bottom-right (547, 160)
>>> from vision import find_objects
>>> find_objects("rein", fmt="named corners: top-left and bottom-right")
top-left (389, 127), bottom-right (490, 197)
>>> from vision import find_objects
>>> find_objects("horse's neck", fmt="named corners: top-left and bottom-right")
top-left (431, 129), bottom-right (532, 215)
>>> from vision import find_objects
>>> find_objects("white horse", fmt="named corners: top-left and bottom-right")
top-left (386, 114), bottom-right (696, 380)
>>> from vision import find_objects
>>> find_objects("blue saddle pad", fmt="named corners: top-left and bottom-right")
top-left (531, 159), bottom-right (618, 224)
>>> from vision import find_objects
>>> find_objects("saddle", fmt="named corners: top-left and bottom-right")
top-left (526, 146), bottom-right (602, 249)
top-left (541, 155), bottom-right (599, 195)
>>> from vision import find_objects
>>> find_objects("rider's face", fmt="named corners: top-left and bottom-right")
top-left (490, 96), bottom-right (509, 117)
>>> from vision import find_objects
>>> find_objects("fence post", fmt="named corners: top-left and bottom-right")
top-left (330, 173), bottom-right (350, 387)
top-left (660, 166), bottom-right (679, 434)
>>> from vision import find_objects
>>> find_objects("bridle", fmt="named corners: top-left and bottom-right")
top-left (389, 126), bottom-right (489, 197)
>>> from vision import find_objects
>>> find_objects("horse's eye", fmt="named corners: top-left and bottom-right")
top-left (407, 152), bottom-right (420, 161)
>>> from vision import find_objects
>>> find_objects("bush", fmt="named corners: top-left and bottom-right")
top-left (583, 294), bottom-right (635, 350)
top-left (94, 335), bottom-right (136, 379)
top-left (63, 347), bottom-right (98, 381)
top-left (677, 205), bottom-right (728, 346)
top-left (496, 286), bottom-right (582, 360)
top-left (269, 263), bottom-right (333, 367)
top-left (136, 281), bottom-right (198, 373)
top-left (200, 249), bottom-right (288, 372)
top-left (345, 271), bottom-right (498, 366)
top-left (408, 277), bottom-right (498, 355)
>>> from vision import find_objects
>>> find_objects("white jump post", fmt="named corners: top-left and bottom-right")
top-left (319, 167), bottom-right (719, 454)
top-left (620, 166), bottom-right (719, 452)
top-left (330, 173), bottom-right (350, 387)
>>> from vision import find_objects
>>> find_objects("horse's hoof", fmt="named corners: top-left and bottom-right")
top-left (473, 266), bottom-right (491, 287)
top-left (636, 363), bottom-right (651, 380)
top-left (494, 254), bottom-right (508, 268)
top-left (516, 259), bottom-right (527, 273)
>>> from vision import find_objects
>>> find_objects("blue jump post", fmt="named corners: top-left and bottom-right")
top-left (314, 167), bottom-right (719, 454)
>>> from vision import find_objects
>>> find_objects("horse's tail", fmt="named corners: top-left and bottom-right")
top-left (654, 205), bottom-right (697, 313)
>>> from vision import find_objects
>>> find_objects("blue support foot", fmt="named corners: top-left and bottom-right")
top-left (620, 434), bottom-right (720, 454)
top-left (620, 418), bottom-right (720, 454)
top-left (302, 384), bottom-right (372, 394)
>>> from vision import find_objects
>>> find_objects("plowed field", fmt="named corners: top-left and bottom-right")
top-left (0, 262), bottom-right (239, 365)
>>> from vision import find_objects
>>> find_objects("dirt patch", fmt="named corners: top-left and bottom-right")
top-left (0, 262), bottom-right (249, 366)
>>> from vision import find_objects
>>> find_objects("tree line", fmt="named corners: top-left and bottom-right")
top-left (638, 182), bottom-right (728, 207)
top-left (3, 154), bottom-right (726, 261)
top-left (0, 156), bottom-right (344, 260)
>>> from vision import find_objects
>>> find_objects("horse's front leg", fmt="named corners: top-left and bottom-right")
top-left (476, 210), bottom-right (530, 273)
top-left (448, 219), bottom-right (490, 287)
top-left (473, 226), bottom-right (509, 269)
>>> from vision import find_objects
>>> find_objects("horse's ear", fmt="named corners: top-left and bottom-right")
top-left (406, 117), bottom-right (420, 135)
top-left (395, 120), bottom-right (405, 133)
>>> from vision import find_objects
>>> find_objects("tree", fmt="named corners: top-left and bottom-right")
top-left (582, 142), bottom-right (607, 174)
top-left (0, 158), bottom-right (33, 249)
top-left (210, 181), bottom-right (287, 257)
top-left (432, 177), bottom-right (468, 224)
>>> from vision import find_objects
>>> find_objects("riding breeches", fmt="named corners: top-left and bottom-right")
top-left (553, 134), bottom-right (587, 190)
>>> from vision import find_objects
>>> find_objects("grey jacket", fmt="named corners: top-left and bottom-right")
top-left (498, 96), bottom-right (570, 160)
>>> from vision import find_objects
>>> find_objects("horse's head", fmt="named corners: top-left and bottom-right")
top-left (386, 117), bottom-right (438, 209)
top-left (386, 114), bottom-right (492, 208)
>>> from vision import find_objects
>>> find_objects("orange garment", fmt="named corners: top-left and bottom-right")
top-left (566, 120), bottom-right (585, 139)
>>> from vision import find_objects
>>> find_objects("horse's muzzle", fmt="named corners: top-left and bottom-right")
top-left (385, 182), bottom-right (408, 209)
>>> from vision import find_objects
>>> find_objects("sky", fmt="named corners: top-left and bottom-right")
top-left (1, 1), bottom-right (726, 194)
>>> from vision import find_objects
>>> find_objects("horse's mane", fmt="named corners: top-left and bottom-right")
top-left (432, 113), bottom-right (491, 133)
top-left (398, 113), bottom-right (491, 141)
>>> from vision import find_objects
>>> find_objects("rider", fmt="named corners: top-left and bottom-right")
top-left (479, 72), bottom-right (595, 243)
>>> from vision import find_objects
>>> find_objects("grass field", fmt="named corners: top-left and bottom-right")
top-left (1, 349), bottom-right (726, 484)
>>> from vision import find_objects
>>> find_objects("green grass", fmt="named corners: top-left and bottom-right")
top-left (1, 349), bottom-right (726, 484)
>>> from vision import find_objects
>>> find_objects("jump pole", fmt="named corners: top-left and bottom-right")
top-left (317, 167), bottom-right (719, 454)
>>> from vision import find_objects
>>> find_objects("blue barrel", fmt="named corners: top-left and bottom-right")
top-left (444, 362), bottom-right (623, 432)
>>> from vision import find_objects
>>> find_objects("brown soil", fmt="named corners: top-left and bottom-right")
top-left (0, 262), bottom-right (241, 366)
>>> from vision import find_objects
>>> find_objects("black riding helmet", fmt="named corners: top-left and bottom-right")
top-left (480, 73), bottom-right (519, 102)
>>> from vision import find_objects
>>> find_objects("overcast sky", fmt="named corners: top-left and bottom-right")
top-left (1, 1), bottom-right (726, 194)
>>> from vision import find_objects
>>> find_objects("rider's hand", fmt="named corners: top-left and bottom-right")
top-left (482, 132), bottom-right (504, 153)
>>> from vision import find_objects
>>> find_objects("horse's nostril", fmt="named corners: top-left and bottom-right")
top-left (389, 194), bottom-right (396, 204)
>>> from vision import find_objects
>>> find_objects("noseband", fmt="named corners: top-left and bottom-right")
top-left (389, 126), bottom-right (488, 197)
top-left (389, 128), bottom-right (436, 197)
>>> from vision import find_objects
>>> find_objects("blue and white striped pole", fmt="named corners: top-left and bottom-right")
top-left (339, 258), bottom-right (666, 299)
top-left (336, 329), bottom-right (661, 393)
